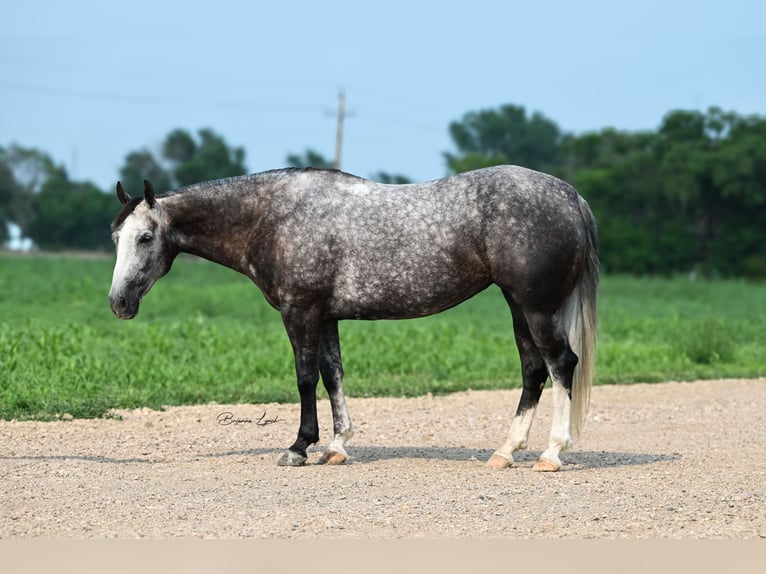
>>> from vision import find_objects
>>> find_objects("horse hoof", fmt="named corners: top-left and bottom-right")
top-left (318, 450), bottom-right (348, 465)
top-left (277, 450), bottom-right (306, 467)
top-left (486, 454), bottom-right (512, 469)
top-left (532, 457), bottom-right (560, 472)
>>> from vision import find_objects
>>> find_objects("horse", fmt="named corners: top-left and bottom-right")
top-left (108, 165), bottom-right (598, 471)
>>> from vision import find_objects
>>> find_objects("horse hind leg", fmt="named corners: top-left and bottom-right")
top-left (487, 297), bottom-right (549, 469)
top-left (317, 321), bottom-right (354, 465)
top-left (523, 310), bottom-right (579, 472)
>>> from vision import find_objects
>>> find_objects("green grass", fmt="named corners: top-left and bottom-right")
top-left (1, 253), bottom-right (764, 420)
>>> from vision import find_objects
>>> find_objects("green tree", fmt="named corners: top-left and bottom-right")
top-left (560, 128), bottom-right (695, 274)
top-left (655, 108), bottom-right (745, 275)
top-left (169, 128), bottom-right (247, 187)
top-left (285, 150), bottom-right (411, 182)
top-left (706, 112), bottom-right (766, 276)
top-left (0, 145), bottom-right (59, 242)
top-left (163, 129), bottom-right (197, 164)
top-left (445, 104), bottom-right (563, 174)
top-left (711, 113), bottom-right (766, 206)
top-left (565, 107), bottom-right (766, 277)
top-left (118, 128), bottom-right (248, 192)
top-left (27, 170), bottom-right (113, 251)
top-left (370, 171), bottom-right (412, 184)
top-left (0, 154), bottom-right (14, 243)
top-left (560, 128), bottom-right (655, 175)
top-left (119, 149), bottom-right (172, 196)
top-left (286, 148), bottom-right (333, 169)
top-left (571, 149), bottom-right (696, 275)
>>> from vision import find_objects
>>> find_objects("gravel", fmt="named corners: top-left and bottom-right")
top-left (2, 378), bottom-right (764, 538)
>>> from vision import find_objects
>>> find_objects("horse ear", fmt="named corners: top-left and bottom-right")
top-left (116, 182), bottom-right (131, 205)
top-left (143, 180), bottom-right (156, 207)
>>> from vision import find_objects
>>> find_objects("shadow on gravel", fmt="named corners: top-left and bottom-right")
top-left (343, 447), bottom-right (679, 469)
top-left (198, 447), bottom-right (680, 469)
top-left (564, 451), bottom-right (680, 470)
top-left (2, 448), bottom-right (679, 469)
top-left (199, 447), bottom-right (282, 459)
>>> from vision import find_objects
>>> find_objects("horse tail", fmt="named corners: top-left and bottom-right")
top-left (564, 194), bottom-right (599, 439)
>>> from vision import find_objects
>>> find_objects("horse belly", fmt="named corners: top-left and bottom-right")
top-left (328, 257), bottom-right (489, 320)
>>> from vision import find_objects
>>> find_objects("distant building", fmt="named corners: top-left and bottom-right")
top-left (5, 222), bottom-right (33, 251)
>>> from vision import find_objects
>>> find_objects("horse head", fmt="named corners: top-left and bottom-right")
top-left (108, 180), bottom-right (175, 319)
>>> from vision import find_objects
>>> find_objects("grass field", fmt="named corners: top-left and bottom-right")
top-left (1, 253), bottom-right (764, 420)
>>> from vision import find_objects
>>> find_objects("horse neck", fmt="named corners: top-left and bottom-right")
top-left (162, 183), bottom-right (258, 274)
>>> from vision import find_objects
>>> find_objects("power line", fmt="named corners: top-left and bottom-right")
top-left (0, 80), bottom-right (321, 113)
top-left (0, 80), bottom-right (445, 149)
top-left (0, 54), bottom-right (332, 93)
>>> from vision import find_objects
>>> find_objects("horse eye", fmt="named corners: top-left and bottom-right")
top-left (138, 232), bottom-right (153, 244)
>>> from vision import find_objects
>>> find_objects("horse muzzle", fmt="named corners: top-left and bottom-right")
top-left (108, 290), bottom-right (141, 319)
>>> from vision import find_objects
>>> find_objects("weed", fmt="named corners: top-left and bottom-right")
top-left (677, 317), bottom-right (737, 365)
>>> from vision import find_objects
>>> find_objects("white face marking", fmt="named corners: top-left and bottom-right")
top-left (109, 203), bottom-right (166, 318)
top-left (112, 214), bottom-right (146, 287)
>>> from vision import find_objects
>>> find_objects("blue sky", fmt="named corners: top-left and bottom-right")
top-left (2, 0), bottom-right (764, 191)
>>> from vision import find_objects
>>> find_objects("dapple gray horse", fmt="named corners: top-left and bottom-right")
top-left (109, 165), bottom-right (598, 471)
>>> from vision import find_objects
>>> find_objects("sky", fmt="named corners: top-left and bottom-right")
top-left (2, 0), bottom-right (765, 192)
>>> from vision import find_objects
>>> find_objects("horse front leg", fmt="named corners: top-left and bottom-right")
top-left (317, 320), bottom-right (353, 465)
top-left (277, 304), bottom-right (322, 467)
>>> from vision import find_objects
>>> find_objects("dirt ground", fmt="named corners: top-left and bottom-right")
top-left (1, 378), bottom-right (765, 539)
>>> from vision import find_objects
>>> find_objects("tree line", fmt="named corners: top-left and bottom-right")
top-left (1, 104), bottom-right (764, 277)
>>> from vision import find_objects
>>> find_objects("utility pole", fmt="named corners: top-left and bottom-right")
top-left (331, 89), bottom-right (353, 170)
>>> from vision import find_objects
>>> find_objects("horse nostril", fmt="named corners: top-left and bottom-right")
top-left (109, 293), bottom-right (127, 314)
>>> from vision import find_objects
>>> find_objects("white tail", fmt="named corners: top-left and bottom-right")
top-left (565, 196), bottom-right (599, 438)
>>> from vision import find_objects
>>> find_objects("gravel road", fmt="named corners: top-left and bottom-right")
top-left (2, 378), bottom-right (764, 539)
